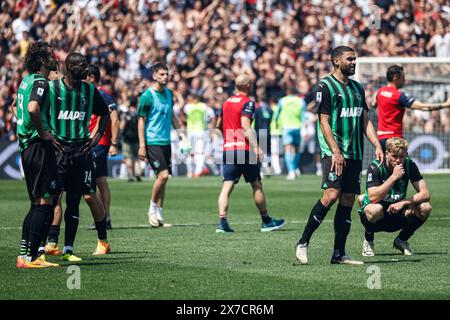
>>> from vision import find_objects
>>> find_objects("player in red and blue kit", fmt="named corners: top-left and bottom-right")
top-left (374, 65), bottom-right (450, 152)
top-left (85, 65), bottom-right (120, 230)
top-left (215, 74), bottom-right (285, 233)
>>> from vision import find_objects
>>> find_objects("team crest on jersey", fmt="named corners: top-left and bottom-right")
top-left (81, 96), bottom-right (87, 107)
top-left (153, 161), bottom-right (160, 168)
top-left (367, 173), bottom-right (372, 182)
top-left (328, 171), bottom-right (337, 182)
top-left (37, 88), bottom-right (44, 96)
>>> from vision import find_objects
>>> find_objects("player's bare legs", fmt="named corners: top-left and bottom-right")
top-left (148, 169), bottom-right (170, 227)
top-left (250, 180), bottom-right (267, 213)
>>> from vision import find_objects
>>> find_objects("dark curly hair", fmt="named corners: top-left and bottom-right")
top-left (24, 41), bottom-right (52, 73)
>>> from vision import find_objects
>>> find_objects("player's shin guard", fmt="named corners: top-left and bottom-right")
top-left (95, 216), bottom-right (107, 241)
top-left (398, 215), bottom-right (426, 241)
top-left (333, 205), bottom-right (352, 256)
top-left (64, 194), bottom-right (81, 248)
top-left (299, 200), bottom-right (330, 245)
top-left (28, 204), bottom-right (53, 260)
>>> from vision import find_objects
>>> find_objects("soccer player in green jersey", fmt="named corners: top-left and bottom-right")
top-left (138, 62), bottom-right (186, 228)
top-left (275, 87), bottom-right (306, 180)
top-left (358, 137), bottom-right (431, 257)
top-left (44, 53), bottom-right (111, 261)
top-left (295, 46), bottom-right (384, 265)
top-left (16, 41), bottom-right (62, 268)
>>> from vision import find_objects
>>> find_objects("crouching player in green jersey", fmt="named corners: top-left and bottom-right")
top-left (359, 137), bottom-right (431, 257)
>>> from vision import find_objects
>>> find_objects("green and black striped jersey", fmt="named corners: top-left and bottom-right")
top-left (314, 75), bottom-right (368, 160)
top-left (48, 79), bottom-right (108, 143)
top-left (359, 158), bottom-right (423, 212)
top-left (16, 73), bottom-right (50, 151)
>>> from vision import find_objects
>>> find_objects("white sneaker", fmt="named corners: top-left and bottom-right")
top-left (315, 164), bottom-right (322, 176)
top-left (393, 237), bottom-right (413, 255)
top-left (295, 168), bottom-right (301, 176)
top-left (295, 243), bottom-right (308, 264)
top-left (156, 208), bottom-right (172, 228)
top-left (362, 240), bottom-right (375, 257)
top-left (331, 252), bottom-right (364, 265)
top-left (286, 172), bottom-right (296, 180)
top-left (147, 210), bottom-right (159, 227)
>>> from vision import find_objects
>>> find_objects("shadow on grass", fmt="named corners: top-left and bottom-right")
top-left (98, 226), bottom-right (151, 230)
top-left (365, 259), bottom-right (422, 264)
top-left (59, 260), bottom-right (135, 267)
top-left (375, 252), bottom-right (447, 256)
top-left (97, 251), bottom-right (157, 255)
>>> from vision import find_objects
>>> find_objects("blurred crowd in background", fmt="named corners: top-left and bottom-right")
top-left (1, 0), bottom-right (450, 168)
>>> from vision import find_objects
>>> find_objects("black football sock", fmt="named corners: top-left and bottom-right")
top-left (398, 215), bottom-right (426, 241)
top-left (20, 205), bottom-right (34, 256)
top-left (64, 194), bottom-right (81, 248)
top-left (41, 203), bottom-right (55, 246)
top-left (333, 205), bottom-right (352, 256)
top-left (95, 216), bottom-right (107, 241)
top-left (359, 212), bottom-right (375, 241)
top-left (47, 225), bottom-right (60, 244)
top-left (28, 204), bottom-right (53, 260)
top-left (365, 230), bottom-right (374, 242)
top-left (260, 210), bottom-right (271, 224)
top-left (299, 200), bottom-right (330, 245)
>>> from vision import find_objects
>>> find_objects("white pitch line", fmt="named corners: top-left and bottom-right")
top-left (1, 216), bottom-right (450, 231)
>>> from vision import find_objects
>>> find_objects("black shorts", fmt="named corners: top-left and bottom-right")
top-left (321, 155), bottom-right (362, 194)
top-left (21, 139), bottom-right (60, 201)
top-left (359, 208), bottom-right (410, 233)
top-left (93, 144), bottom-right (110, 178)
top-left (56, 141), bottom-right (96, 195)
top-left (222, 150), bottom-right (261, 184)
top-left (146, 145), bottom-right (172, 175)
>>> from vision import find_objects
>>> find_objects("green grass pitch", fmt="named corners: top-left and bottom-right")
top-left (1, 175), bottom-right (449, 299)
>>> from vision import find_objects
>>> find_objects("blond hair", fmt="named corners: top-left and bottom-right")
top-left (386, 137), bottom-right (408, 154)
top-left (235, 74), bottom-right (250, 91)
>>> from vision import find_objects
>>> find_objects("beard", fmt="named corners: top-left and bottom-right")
top-left (342, 64), bottom-right (356, 76)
